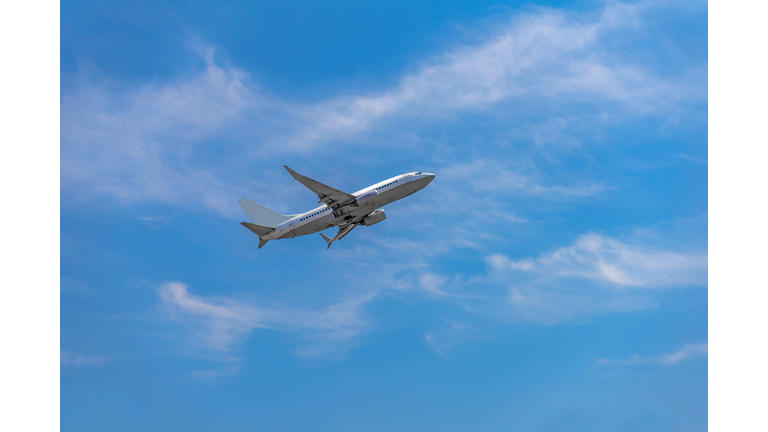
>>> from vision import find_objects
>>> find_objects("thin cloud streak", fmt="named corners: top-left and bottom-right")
top-left (597, 342), bottom-right (708, 366)
top-left (424, 320), bottom-right (476, 356)
top-left (375, 219), bottom-right (707, 326)
top-left (283, 0), bottom-right (705, 150)
top-left (159, 282), bottom-right (376, 358)
top-left (61, 0), bottom-right (705, 215)
top-left (62, 49), bottom-right (266, 216)
top-left (439, 159), bottom-right (607, 199)
top-left (155, 217), bottom-right (705, 361)
top-left (60, 351), bottom-right (107, 367)
top-left (487, 232), bottom-right (708, 288)
top-left (62, 0), bottom-right (706, 364)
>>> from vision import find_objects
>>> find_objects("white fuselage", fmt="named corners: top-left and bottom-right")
top-left (263, 172), bottom-right (435, 240)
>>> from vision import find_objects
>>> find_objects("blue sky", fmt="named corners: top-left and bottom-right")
top-left (61, 0), bottom-right (708, 430)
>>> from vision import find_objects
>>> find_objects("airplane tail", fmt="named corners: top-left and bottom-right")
top-left (240, 222), bottom-right (272, 249)
top-left (238, 198), bottom-right (295, 227)
top-left (239, 198), bottom-right (297, 250)
top-left (241, 222), bottom-right (272, 236)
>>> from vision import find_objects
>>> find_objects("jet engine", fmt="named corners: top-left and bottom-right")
top-left (356, 190), bottom-right (379, 208)
top-left (362, 209), bottom-right (386, 226)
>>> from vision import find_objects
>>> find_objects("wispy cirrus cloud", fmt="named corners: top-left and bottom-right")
top-left (466, 218), bottom-right (708, 324)
top-left (487, 232), bottom-right (708, 288)
top-left (154, 215), bottom-right (705, 362)
top-left (340, 157), bottom-right (609, 260)
top-left (62, 53), bottom-right (258, 216)
top-left (61, 0), bottom-right (706, 216)
top-left (62, 0), bottom-right (706, 367)
top-left (159, 282), bottom-right (376, 358)
top-left (140, 216), bottom-right (170, 222)
top-left (424, 320), bottom-right (477, 356)
top-left (440, 159), bottom-right (607, 199)
top-left (60, 351), bottom-right (107, 367)
top-left (322, 218), bottom-right (705, 329)
top-left (597, 342), bottom-right (708, 366)
top-left (284, 0), bottom-right (705, 150)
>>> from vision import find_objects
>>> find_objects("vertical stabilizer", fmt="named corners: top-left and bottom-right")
top-left (238, 198), bottom-right (295, 227)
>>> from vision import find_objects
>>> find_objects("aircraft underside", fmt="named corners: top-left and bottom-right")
top-left (239, 166), bottom-right (434, 249)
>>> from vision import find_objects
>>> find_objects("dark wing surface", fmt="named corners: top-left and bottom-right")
top-left (283, 166), bottom-right (356, 209)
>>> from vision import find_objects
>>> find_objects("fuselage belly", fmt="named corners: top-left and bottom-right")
top-left (268, 172), bottom-right (434, 240)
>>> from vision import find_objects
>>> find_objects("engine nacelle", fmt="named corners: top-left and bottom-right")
top-left (362, 209), bottom-right (386, 226)
top-left (356, 190), bottom-right (379, 209)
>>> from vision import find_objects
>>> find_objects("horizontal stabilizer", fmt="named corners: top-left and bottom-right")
top-left (320, 233), bottom-right (333, 250)
top-left (241, 222), bottom-right (274, 237)
top-left (319, 224), bottom-right (358, 250)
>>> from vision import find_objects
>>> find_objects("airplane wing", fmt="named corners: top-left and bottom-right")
top-left (335, 223), bottom-right (358, 241)
top-left (283, 166), bottom-right (356, 209)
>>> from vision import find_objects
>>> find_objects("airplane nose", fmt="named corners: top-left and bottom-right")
top-left (424, 173), bottom-right (435, 184)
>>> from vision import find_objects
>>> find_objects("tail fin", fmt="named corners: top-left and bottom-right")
top-left (238, 198), bottom-right (295, 227)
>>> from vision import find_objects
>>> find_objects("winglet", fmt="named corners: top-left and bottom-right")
top-left (320, 233), bottom-right (333, 250)
top-left (283, 165), bottom-right (302, 181)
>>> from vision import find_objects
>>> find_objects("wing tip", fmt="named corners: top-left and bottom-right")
top-left (283, 165), bottom-right (301, 179)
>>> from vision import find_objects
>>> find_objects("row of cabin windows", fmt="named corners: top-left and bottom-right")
top-left (301, 208), bottom-right (331, 221)
top-left (300, 179), bottom-right (399, 222)
top-left (376, 180), bottom-right (398, 191)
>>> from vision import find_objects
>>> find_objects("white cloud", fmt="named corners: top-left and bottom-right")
top-left (140, 216), bottom-right (170, 222)
top-left (597, 342), bottom-right (708, 366)
top-left (159, 282), bottom-right (375, 358)
top-left (154, 216), bottom-right (706, 362)
top-left (487, 232), bottom-right (708, 288)
top-left (359, 218), bottom-right (707, 326)
top-left (282, 0), bottom-right (705, 150)
top-left (424, 320), bottom-right (475, 356)
top-left (342, 156), bottom-right (606, 265)
top-left (60, 351), bottom-right (107, 367)
top-left (418, 273), bottom-right (450, 296)
top-left (456, 218), bottom-right (708, 324)
top-left (139, 215), bottom-right (172, 229)
top-left (678, 154), bottom-right (708, 164)
top-left (62, 49), bottom-right (266, 216)
top-left (61, 1), bottom-right (707, 363)
top-left (440, 159), bottom-right (606, 199)
top-left (501, 284), bottom-right (657, 325)
top-left (61, 0), bottom-right (705, 215)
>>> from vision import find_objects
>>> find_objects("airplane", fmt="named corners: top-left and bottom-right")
top-left (238, 166), bottom-right (435, 249)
